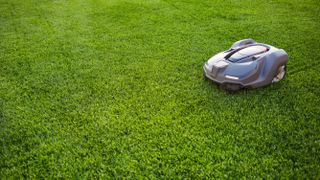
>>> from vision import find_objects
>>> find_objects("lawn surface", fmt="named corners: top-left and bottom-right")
top-left (1, 0), bottom-right (320, 178)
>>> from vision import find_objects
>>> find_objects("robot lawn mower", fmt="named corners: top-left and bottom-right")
top-left (204, 39), bottom-right (288, 91)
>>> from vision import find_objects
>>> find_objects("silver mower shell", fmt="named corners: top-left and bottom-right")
top-left (203, 39), bottom-right (288, 91)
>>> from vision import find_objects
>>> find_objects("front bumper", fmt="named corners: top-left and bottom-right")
top-left (203, 63), bottom-right (243, 86)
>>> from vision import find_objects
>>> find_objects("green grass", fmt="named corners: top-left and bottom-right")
top-left (1, 0), bottom-right (320, 178)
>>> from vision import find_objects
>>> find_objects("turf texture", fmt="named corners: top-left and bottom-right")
top-left (0, 0), bottom-right (320, 178)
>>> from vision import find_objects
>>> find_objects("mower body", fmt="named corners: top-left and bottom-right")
top-left (203, 39), bottom-right (288, 91)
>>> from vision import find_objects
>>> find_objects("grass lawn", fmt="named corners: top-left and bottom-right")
top-left (1, 0), bottom-right (320, 178)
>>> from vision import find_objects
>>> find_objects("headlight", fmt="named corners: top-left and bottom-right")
top-left (225, 75), bottom-right (239, 80)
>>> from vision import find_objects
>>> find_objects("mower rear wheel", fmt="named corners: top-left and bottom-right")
top-left (272, 65), bottom-right (286, 83)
